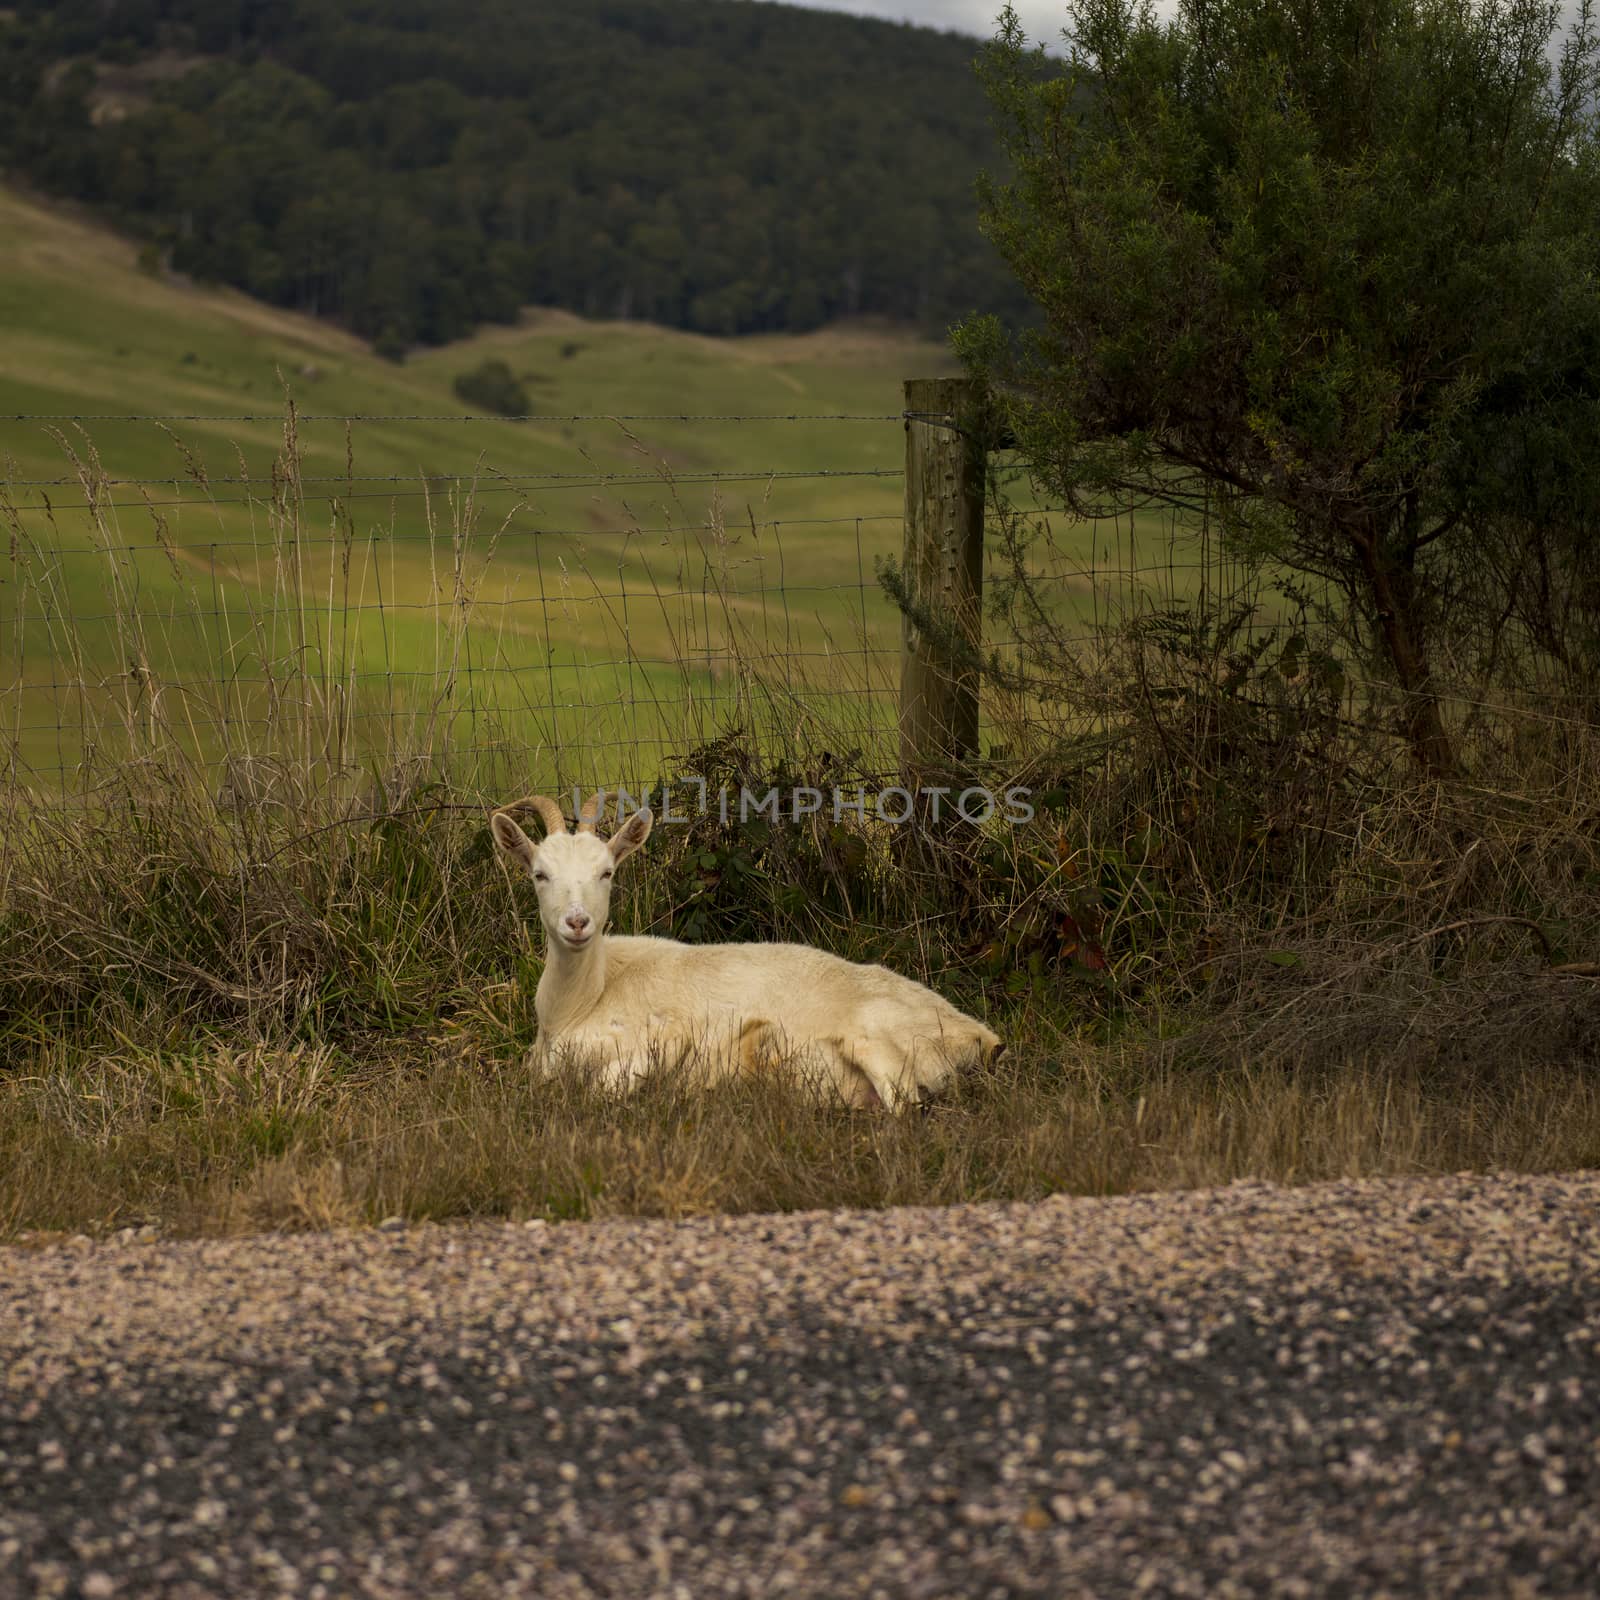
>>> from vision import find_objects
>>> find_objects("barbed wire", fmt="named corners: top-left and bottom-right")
top-left (4, 411), bottom-right (904, 425)
top-left (5, 728), bottom-right (910, 780)
top-left (14, 665), bottom-right (1599, 734)
top-left (4, 680), bottom-right (897, 733)
top-left (0, 467), bottom-right (902, 513)
top-left (17, 578), bottom-right (883, 626)
top-left (3, 645), bottom-right (900, 693)
top-left (0, 512), bottom-right (901, 559)
top-left (2, 465), bottom-right (901, 488)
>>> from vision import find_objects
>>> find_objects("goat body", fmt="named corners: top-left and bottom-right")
top-left (538, 932), bottom-right (999, 1108)
top-left (492, 793), bottom-right (1001, 1110)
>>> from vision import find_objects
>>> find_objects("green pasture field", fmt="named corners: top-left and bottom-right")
top-left (0, 185), bottom-right (1202, 788)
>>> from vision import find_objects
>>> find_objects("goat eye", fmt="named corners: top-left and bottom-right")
top-left (533, 871), bottom-right (549, 883)
top-left (600, 870), bottom-right (613, 881)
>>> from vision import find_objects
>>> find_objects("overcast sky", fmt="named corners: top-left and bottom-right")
top-left (786, 1), bottom-right (1579, 49)
top-left (789, 2), bottom-right (1071, 44)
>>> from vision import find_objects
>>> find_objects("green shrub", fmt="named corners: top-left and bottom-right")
top-left (372, 326), bottom-right (409, 364)
top-left (452, 358), bottom-right (529, 417)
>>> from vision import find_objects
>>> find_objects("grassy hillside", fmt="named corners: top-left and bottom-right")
top-left (0, 185), bottom-right (971, 785)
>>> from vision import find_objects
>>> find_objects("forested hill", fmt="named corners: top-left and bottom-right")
top-left (0, 0), bottom-right (1029, 349)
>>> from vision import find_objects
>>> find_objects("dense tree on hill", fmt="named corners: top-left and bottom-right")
top-left (0, 0), bottom-right (1030, 344)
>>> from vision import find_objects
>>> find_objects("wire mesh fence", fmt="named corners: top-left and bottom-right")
top-left (0, 408), bottom-right (921, 793)
top-left (0, 401), bottom-right (1327, 796)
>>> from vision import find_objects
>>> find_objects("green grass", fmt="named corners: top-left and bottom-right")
top-left (0, 186), bottom-right (959, 780)
top-left (0, 184), bottom-right (1207, 788)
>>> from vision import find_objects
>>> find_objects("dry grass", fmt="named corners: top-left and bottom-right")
top-left (1, 411), bottom-right (1599, 1241)
top-left (5, 1041), bottom-right (1596, 1240)
top-left (5, 714), bottom-right (1599, 1242)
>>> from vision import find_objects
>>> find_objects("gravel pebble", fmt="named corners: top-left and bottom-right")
top-left (2, 1172), bottom-right (1598, 1597)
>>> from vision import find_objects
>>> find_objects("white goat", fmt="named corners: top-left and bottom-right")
top-left (490, 792), bottom-right (1001, 1110)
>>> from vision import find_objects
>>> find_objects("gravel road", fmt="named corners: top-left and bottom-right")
top-left (3, 1172), bottom-right (1598, 1599)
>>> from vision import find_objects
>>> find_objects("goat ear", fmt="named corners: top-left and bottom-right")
top-left (609, 806), bottom-right (653, 864)
top-left (490, 809), bottom-right (536, 869)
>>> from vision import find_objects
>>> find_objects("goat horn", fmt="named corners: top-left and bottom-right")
top-left (576, 789), bottom-right (606, 833)
top-left (505, 795), bottom-right (567, 836)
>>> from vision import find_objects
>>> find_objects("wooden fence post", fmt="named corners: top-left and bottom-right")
top-left (900, 377), bottom-right (985, 788)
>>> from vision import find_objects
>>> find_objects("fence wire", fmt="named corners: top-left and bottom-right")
top-left (0, 406), bottom-right (1370, 791)
top-left (1, 409), bottom-right (929, 787)
top-left (9, 411), bottom-right (907, 424)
